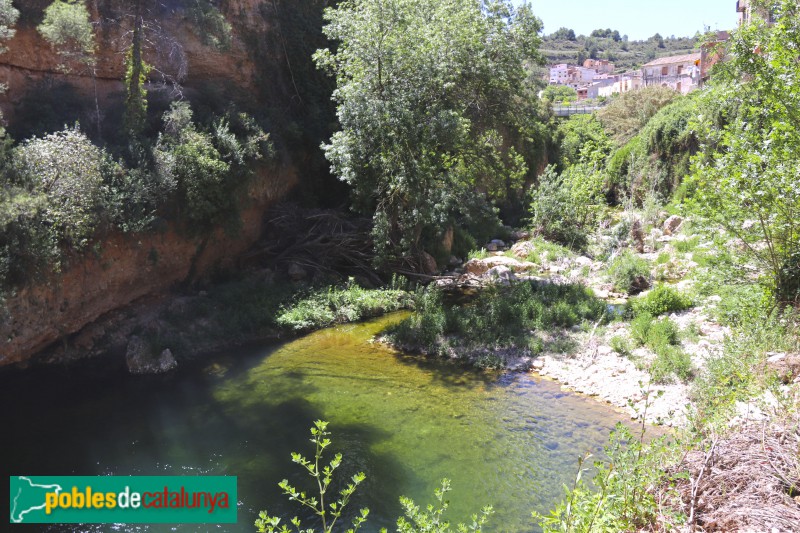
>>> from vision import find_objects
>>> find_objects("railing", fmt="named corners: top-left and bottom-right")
top-left (552, 104), bottom-right (605, 117)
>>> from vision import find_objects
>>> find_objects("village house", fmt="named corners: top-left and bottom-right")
top-left (641, 53), bottom-right (701, 94)
top-left (737, 0), bottom-right (774, 25)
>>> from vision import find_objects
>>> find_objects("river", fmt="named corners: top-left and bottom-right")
top-left (1, 312), bottom-right (638, 532)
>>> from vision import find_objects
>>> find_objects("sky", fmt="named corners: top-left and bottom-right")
top-left (517, 0), bottom-right (737, 41)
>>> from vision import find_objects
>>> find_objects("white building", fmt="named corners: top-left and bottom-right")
top-left (641, 53), bottom-right (701, 95)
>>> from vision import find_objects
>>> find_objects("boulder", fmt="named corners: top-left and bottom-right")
top-left (509, 240), bottom-right (536, 259)
top-left (766, 353), bottom-right (800, 384)
top-left (463, 256), bottom-right (538, 276)
top-left (485, 265), bottom-right (516, 285)
top-left (511, 230), bottom-right (530, 241)
top-left (288, 263), bottom-right (308, 281)
top-left (629, 275), bottom-right (650, 295)
top-left (126, 336), bottom-right (178, 375)
top-left (486, 242), bottom-right (498, 252)
top-left (448, 255), bottom-right (462, 267)
top-left (663, 215), bottom-right (684, 235)
top-left (490, 239), bottom-right (506, 249)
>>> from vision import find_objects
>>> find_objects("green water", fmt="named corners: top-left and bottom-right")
top-left (2, 313), bottom-right (635, 532)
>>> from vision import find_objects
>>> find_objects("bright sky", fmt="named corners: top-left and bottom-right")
top-left (519, 0), bottom-right (737, 41)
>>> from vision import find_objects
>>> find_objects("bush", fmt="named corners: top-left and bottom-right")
top-left (529, 165), bottom-right (604, 249)
top-left (276, 280), bottom-right (411, 332)
top-left (10, 126), bottom-right (106, 248)
top-left (650, 345), bottom-right (692, 384)
top-left (387, 281), bottom-right (608, 362)
top-left (608, 250), bottom-right (650, 294)
top-left (630, 284), bottom-right (692, 316)
top-left (596, 86), bottom-right (679, 144)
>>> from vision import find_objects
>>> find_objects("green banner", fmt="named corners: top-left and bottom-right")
top-left (9, 476), bottom-right (237, 524)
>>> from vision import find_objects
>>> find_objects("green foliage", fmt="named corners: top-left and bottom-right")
top-left (10, 127), bottom-right (106, 249)
top-left (396, 479), bottom-right (493, 533)
top-left (387, 282), bottom-right (607, 362)
top-left (629, 284), bottom-right (692, 317)
top-left (556, 115), bottom-right (613, 169)
top-left (314, 0), bottom-right (546, 266)
top-left (534, 422), bottom-right (681, 532)
top-left (541, 85), bottom-right (577, 104)
top-left (628, 312), bottom-right (692, 383)
top-left (255, 420), bottom-right (369, 533)
top-left (188, 0), bottom-right (232, 50)
top-left (0, 0), bottom-right (18, 53)
top-left (276, 280), bottom-right (411, 332)
top-left (687, 0), bottom-right (800, 306)
top-left (650, 345), bottom-right (692, 383)
top-left (607, 250), bottom-right (650, 294)
top-left (154, 101), bottom-right (271, 231)
top-left (542, 28), bottom-right (697, 71)
top-left (38, 0), bottom-right (95, 69)
top-left (690, 314), bottom-right (793, 430)
top-left (256, 421), bottom-right (493, 533)
top-left (609, 335), bottom-right (632, 357)
top-left (596, 87), bottom-right (679, 145)
top-left (529, 165), bottom-right (604, 249)
top-left (123, 42), bottom-right (151, 141)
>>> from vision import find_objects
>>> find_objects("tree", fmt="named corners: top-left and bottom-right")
top-left (689, 0), bottom-right (800, 305)
top-left (541, 85), bottom-right (577, 105)
top-left (314, 0), bottom-right (545, 268)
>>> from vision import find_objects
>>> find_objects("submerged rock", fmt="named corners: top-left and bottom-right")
top-left (126, 336), bottom-right (178, 375)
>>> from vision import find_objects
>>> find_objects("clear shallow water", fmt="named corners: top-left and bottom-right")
top-left (1, 313), bottom-right (636, 532)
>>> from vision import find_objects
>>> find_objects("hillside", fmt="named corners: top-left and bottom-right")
top-left (541, 27), bottom-right (700, 71)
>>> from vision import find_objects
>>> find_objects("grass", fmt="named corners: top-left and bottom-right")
top-left (628, 312), bottom-right (692, 383)
top-left (608, 250), bottom-right (650, 294)
top-left (386, 281), bottom-right (608, 364)
top-left (276, 280), bottom-right (412, 332)
top-left (629, 284), bottom-right (693, 317)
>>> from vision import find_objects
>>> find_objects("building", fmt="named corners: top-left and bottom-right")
top-left (737, 0), bottom-right (774, 25)
top-left (641, 53), bottom-right (701, 94)
top-left (700, 31), bottom-right (729, 83)
top-left (583, 59), bottom-right (615, 74)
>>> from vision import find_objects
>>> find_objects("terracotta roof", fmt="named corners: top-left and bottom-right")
top-left (642, 53), bottom-right (701, 67)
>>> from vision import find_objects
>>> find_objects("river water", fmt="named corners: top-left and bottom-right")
top-left (2, 313), bottom-right (637, 532)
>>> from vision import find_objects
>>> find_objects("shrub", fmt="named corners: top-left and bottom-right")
top-left (529, 165), bottom-right (604, 249)
top-left (276, 280), bottom-right (411, 332)
top-left (10, 126), bottom-right (106, 248)
top-left (630, 284), bottom-right (692, 316)
top-left (256, 421), bottom-right (493, 533)
top-left (650, 345), bottom-right (692, 383)
top-left (387, 282), bottom-right (607, 362)
top-left (596, 86), bottom-right (679, 144)
top-left (608, 250), bottom-right (650, 294)
top-left (534, 423), bottom-right (680, 531)
top-left (610, 335), bottom-right (632, 357)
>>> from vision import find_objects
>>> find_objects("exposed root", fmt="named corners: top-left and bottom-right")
top-left (244, 203), bottom-right (382, 284)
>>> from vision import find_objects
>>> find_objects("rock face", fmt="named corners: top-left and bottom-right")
top-left (0, 0), bottom-right (297, 123)
top-left (1, 162), bottom-right (298, 367)
top-left (126, 337), bottom-right (177, 375)
top-left (767, 353), bottom-right (800, 384)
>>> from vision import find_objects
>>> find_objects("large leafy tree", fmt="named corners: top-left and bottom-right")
top-left (689, 0), bottom-right (800, 304)
top-left (314, 0), bottom-right (545, 267)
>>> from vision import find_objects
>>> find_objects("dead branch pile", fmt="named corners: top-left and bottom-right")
top-left (244, 204), bottom-right (381, 284)
top-left (667, 421), bottom-right (800, 531)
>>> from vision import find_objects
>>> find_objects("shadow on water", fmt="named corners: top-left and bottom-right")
top-left (1, 312), bottom-right (637, 532)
